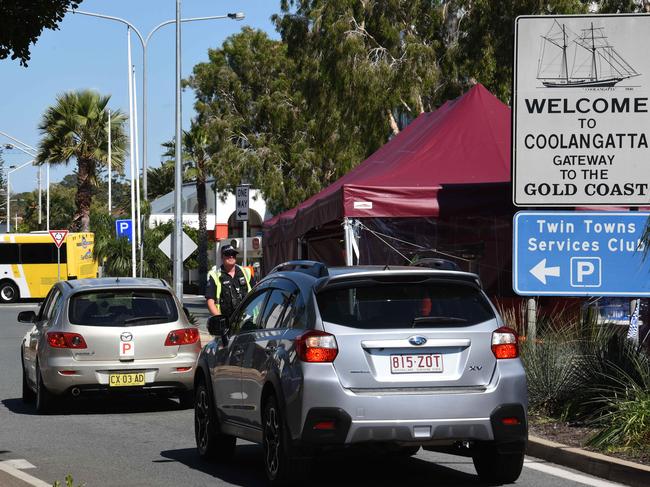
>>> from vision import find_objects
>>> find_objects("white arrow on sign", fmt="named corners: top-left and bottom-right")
top-left (530, 259), bottom-right (561, 284)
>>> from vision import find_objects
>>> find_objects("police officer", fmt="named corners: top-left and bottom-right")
top-left (205, 244), bottom-right (255, 319)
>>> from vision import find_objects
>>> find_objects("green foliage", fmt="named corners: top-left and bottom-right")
top-left (0, 0), bottom-right (83, 67)
top-left (52, 473), bottom-right (83, 487)
top-left (586, 359), bottom-right (650, 451)
top-left (147, 161), bottom-right (177, 200)
top-left (517, 302), bottom-right (650, 453)
top-left (37, 90), bottom-right (127, 231)
top-left (187, 1), bottom-right (600, 215)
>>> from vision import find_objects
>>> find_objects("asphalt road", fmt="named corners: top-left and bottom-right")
top-left (0, 301), bottom-right (631, 487)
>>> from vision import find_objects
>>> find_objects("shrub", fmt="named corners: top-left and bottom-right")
top-left (587, 360), bottom-right (650, 451)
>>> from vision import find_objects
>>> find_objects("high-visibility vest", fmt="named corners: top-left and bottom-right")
top-left (208, 265), bottom-right (252, 313)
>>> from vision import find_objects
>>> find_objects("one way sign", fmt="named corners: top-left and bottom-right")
top-left (236, 185), bottom-right (249, 222)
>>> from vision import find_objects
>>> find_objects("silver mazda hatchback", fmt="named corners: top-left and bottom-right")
top-left (194, 261), bottom-right (528, 485)
top-left (20, 278), bottom-right (201, 413)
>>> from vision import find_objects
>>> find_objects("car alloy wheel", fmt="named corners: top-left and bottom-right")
top-left (262, 395), bottom-right (310, 484)
top-left (264, 400), bottom-right (281, 479)
top-left (194, 381), bottom-right (235, 460)
top-left (195, 385), bottom-right (212, 456)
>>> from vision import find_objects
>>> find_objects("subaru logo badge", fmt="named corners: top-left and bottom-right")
top-left (409, 336), bottom-right (427, 346)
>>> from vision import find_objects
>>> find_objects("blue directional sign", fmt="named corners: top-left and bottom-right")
top-left (514, 211), bottom-right (650, 296)
top-left (115, 219), bottom-right (133, 242)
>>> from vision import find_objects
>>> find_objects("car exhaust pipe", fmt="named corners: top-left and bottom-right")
top-left (71, 387), bottom-right (81, 397)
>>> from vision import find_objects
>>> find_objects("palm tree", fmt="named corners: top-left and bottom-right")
top-left (147, 160), bottom-right (177, 200)
top-left (163, 119), bottom-right (212, 294)
top-left (37, 90), bottom-right (127, 232)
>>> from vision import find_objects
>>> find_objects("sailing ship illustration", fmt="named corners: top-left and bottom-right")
top-left (536, 20), bottom-right (640, 88)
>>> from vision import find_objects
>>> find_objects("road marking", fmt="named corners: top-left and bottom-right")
top-left (525, 458), bottom-right (627, 487)
top-left (0, 460), bottom-right (50, 487)
top-left (2, 460), bottom-right (36, 470)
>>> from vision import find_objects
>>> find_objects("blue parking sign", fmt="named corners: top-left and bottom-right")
top-left (115, 219), bottom-right (132, 242)
top-left (514, 211), bottom-right (650, 296)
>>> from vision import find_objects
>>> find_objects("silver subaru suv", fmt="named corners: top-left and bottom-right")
top-left (194, 261), bottom-right (527, 485)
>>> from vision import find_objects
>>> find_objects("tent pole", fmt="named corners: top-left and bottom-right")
top-left (344, 217), bottom-right (353, 266)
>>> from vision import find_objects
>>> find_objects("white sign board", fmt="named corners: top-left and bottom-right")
top-left (158, 232), bottom-right (198, 262)
top-left (236, 185), bottom-right (250, 222)
top-left (513, 14), bottom-right (650, 206)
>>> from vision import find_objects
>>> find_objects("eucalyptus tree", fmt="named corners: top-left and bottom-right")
top-left (36, 90), bottom-right (127, 232)
top-left (188, 27), bottom-right (319, 214)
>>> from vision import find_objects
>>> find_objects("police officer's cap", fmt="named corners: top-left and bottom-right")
top-left (221, 244), bottom-right (239, 255)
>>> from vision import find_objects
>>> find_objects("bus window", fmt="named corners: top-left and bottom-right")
top-left (20, 243), bottom-right (67, 264)
top-left (0, 244), bottom-right (19, 264)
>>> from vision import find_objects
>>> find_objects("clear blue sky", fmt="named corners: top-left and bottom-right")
top-left (0, 0), bottom-right (279, 193)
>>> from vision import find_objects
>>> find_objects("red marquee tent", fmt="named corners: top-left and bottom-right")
top-left (263, 84), bottom-right (516, 295)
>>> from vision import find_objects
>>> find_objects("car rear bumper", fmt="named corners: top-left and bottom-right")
top-left (298, 360), bottom-right (527, 446)
top-left (40, 354), bottom-right (197, 395)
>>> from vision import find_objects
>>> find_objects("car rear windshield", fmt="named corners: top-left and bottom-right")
top-left (316, 281), bottom-right (494, 329)
top-left (69, 290), bottom-right (179, 326)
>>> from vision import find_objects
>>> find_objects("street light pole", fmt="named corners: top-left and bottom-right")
top-left (0, 132), bottom-right (50, 231)
top-left (107, 108), bottom-right (112, 213)
top-left (69, 10), bottom-right (244, 203)
top-left (174, 0), bottom-right (183, 300)
top-left (127, 27), bottom-right (137, 278)
top-left (7, 159), bottom-right (35, 232)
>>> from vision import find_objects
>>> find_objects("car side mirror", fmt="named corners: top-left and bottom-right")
top-left (207, 315), bottom-right (229, 336)
top-left (18, 311), bottom-right (37, 323)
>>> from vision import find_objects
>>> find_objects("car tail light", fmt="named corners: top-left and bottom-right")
top-left (165, 328), bottom-right (199, 346)
top-left (295, 330), bottom-right (338, 362)
top-left (313, 420), bottom-right (336, 430)
top-left (491, 327), bottom-right (518, 359)
top-left (501, 417), bottom-right (521, 426)
top-left (47, 332), bottom-right (87, 349)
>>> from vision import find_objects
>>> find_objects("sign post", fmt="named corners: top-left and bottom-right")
top-left (514, 211), bottom-right (650, 296)
top-left (513, 14), bottom-right (650, 207)
top-left (236, 185), bottom-right (250, 266)
top-left (49, 230), bottom-right (68, 281)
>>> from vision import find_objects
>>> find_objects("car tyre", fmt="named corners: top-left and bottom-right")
top-left (35, 365), bottom-right (55, 414)
top-left (194, 381), bottom-right (235, 461)
top-left (22, 366), bottom-right (35, 404)
top-left (263, 395), bottom-right (311, 486)
top-left (472, 442), bottom-right (525, 484)
top-left (0, 280), bottom-right (19, 304)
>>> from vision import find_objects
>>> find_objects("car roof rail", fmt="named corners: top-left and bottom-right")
top-left (269, 260), bottom-right (329, 278)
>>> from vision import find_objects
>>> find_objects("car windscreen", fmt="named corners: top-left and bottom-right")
top-left (316, 281), bottom-right (494, 329)
top-left (69, 290), bottom-right (179, 326)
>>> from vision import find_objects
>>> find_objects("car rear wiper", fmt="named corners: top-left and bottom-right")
top-left (412, 316), bottom-right (467, 326)
top-left (123, 315), bottom-right (163, 324)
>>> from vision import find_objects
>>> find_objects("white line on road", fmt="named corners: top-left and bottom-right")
top-left (2, 459), bottom-right (36, 470)
top-left (0, 460), bottom-right (50, 487)
top-left (525, 458), bottom-right (627, 487)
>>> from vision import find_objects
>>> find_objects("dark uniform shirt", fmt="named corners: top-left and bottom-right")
top-left (205, 265), bottom-right (256, 319)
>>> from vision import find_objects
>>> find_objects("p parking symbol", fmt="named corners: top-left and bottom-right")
top-left (570, 257), bottom-right (601, 288)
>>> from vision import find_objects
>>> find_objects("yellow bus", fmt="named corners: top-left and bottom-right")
top-left (0, 232), bottom-right (97, 303)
